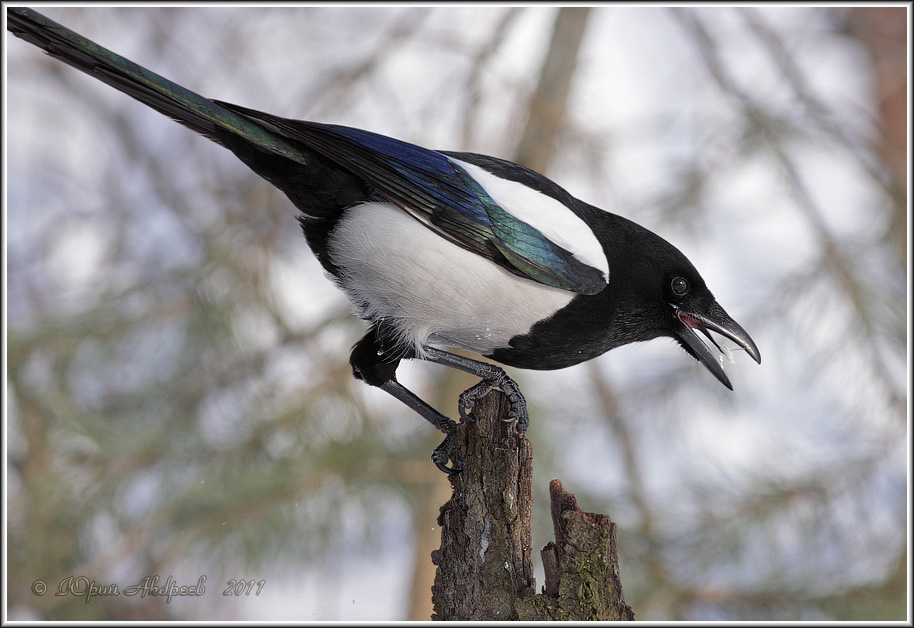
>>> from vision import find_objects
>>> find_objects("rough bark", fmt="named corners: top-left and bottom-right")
top-left (430, 391), bottom-right (535, 620)
top-left (430, 390), bottom-right (634, 621)
top-left (523, 481), bottom-right (635, 621)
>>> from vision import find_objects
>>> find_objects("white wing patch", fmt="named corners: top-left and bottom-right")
top-left (448, 157), bottom-right (610, 283)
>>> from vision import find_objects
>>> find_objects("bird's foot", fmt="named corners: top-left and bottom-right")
top-left (458, 369), bottom-right (529, 432)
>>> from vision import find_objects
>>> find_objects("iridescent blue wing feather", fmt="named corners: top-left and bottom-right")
top-left (216, 102), bottom-right (606, 295)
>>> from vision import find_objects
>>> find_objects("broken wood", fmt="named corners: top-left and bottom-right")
top-left (430, 390), bottom-right (634, 621)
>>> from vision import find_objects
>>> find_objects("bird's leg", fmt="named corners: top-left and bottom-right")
top-left (378, 380), bottom-right (459, 474)
top-left (419, 347), bottom-right (529, 432)
top-left (350, 325), bottom-right (460, 473)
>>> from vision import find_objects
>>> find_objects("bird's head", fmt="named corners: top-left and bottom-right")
top-left (664, 274), bottom-right (761, 390)
top-left (609, 220), bottom-right (761, 390)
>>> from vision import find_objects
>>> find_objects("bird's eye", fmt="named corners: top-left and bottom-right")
top-left (671, 277), bottom-right (690, 296)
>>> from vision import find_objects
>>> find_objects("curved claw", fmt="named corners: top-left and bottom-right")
top-left (432, 454), bottom-right (460, 475)
top-left (431, 421), bottom-right (461, 474)
top-left (457, 401), bottom-right (474, 423)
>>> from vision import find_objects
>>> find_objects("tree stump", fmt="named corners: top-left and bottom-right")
top-left (430, 390), bottom-right (634, 621)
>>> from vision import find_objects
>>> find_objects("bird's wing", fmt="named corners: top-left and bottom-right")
top-left (216, 102), bottom-right (608, 296)
top-left (9, 7), bottom-right (606, 294)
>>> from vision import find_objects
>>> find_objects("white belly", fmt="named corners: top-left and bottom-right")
top-left (326, 202), bottom-right (576, 355)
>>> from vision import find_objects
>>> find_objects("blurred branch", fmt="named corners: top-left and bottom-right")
top-left (586, 361), bottom-right (667, 587)
top-left (460, 7), bottom-right (523, 148)
top-left (304, 8), bottom-right (432, 119)
top-left (513, 7), bottom-right (591, 173)
top-left (672, 6), bottom-right (905, 416)
top-left (737, 7), bottom-right (898, 201)
top-left (842, 7), bottom-right (908, 267)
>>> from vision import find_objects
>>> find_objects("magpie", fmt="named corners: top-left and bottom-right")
top-left (9, 8), bottom-right (760, 473)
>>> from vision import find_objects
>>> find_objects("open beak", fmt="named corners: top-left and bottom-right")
top-left (673, 301), bottom-right (761, 390)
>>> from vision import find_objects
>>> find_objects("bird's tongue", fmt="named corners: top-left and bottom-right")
top-left (677, 311), bottom-right (705, 330)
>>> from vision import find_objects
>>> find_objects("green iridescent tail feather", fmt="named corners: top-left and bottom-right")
top-left (7, 7), bottom-right (309, 165)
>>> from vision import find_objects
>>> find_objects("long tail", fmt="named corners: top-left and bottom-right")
top-left (7, 7), bottom-right (310, 166)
